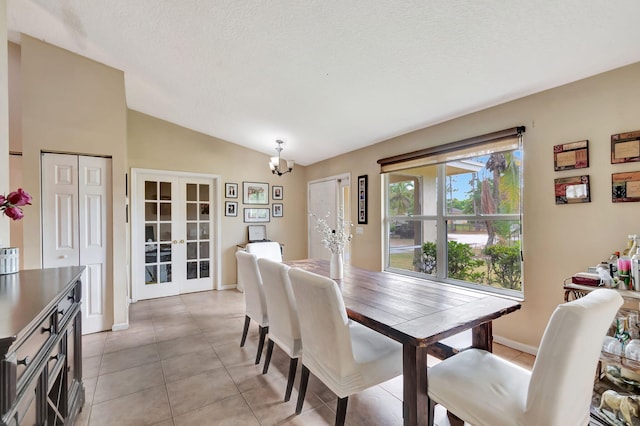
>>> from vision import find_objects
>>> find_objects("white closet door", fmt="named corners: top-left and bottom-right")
top-left (42, 153), bottom-right (113, 335)
top-left (78, 156), bottom-right (113, 334)
top-left (42, 154), bottom-right (80, 268)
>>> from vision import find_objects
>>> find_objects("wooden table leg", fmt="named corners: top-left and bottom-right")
top-left (471, 322), bottom-right (492, 351)
top-left (403, 344), bottom-right (427, 426)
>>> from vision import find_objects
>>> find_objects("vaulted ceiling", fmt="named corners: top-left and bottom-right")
top-left (7, 1), bottom-right (640, 165)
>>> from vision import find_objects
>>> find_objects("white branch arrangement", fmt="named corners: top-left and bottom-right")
top-left (310, 209), bottom-right (353, 255)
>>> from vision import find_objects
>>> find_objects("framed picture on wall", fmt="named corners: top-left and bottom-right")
top-left (553, 140), bottom-right (589, 171)
top-left (554, 175), bottom-right (591, 204)
top-left (272, 185), bottom-right (283, 200)
top-left (272, 203), bottom-right (283, 218)
top-left (225, 201), bottom-right (238, 217)
top-left (243, 182), bottom-right (269, 204)
top-left (357, 174), bottom-right (368, 224)
top-left (225, 183), bottom-right (238, 198)
top-left (611, 130), bottom-right (640, 164)
top-left (612, 171), bottom-right (640, 202)
top-left (244, 207), bottom-right (270, 223)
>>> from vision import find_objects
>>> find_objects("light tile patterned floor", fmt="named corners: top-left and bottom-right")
top-left (75, 289), bottom-right (535, 426)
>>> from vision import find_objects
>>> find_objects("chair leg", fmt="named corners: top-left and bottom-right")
top-left (255, 325), bottom-right (268, 364)
top-left (335, 397), bottom-right (348, 426)
top-left (240, 315), bottom-right (250, 347)
top-left (284, 357), bottom-right (298, 402)
top-left (262, 339), bottom-right (274, 374)
top-left (447, 411), bottom-right (464, 426)
top-left (427, 397), bottom-right (436, 426)
top-left (295, 365), bottom-right (310, 415)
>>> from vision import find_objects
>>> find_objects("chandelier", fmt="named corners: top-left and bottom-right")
top-left (269, 140), bottom-right (294, 176)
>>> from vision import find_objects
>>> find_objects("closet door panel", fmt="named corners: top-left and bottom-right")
top-left (79, 156), bottom-right (112, 334)
top-left (42, 153), bottom-right (79, 268)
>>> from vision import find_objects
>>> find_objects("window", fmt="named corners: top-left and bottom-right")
top-left (380, 127), bottom-right (524, 297)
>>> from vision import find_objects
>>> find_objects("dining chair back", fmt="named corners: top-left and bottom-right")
top-left (427, 288), bottom-right (623, 426)
top-left (257, 258), bottom-right (302, 401)
top-left (288, 267), bottom-right (402, 426)
top-left (246, 241), bottom-right (282, 262)
top-left (235, 250), bottom-right (269, 364)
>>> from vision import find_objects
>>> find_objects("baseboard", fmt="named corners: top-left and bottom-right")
top-left (220, 283), bottom-right (239, 291)
top-left (494, 334), bottom-right (538, 356)
top-left (111, 322), bottom-right (130, 332)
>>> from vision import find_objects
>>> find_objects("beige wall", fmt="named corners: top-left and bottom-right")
top-left (307, 62), bottom-right (640, 350)
top-left (127, 110), bottom-right (309, 286)
top-left (19, 36), bottom-right (129, 328)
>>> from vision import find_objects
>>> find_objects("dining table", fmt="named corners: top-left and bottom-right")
top-left (285, 259), bottom-right (522, 426)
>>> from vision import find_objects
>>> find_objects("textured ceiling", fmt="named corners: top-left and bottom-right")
top-left (7, 1), bottom-right (640, 165)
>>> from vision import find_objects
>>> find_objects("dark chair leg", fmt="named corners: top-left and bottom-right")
top-left (262, 339), bottom-right (274, 374)
top-left (295, 365), bottom-right (310, 415)
top-left (240, 315), bottom-right (250, 347)
top-left (284, 357), bottom-right (298, 402)
top-left (428, 397), bottom-right (436, 426)
top-left (335, 396), bottom-right (348, 426)
top-left (255, 325), bottom-right (268, 364)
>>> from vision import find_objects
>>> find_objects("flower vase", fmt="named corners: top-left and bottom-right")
top-left (330, 252), bottom-right (343, 280)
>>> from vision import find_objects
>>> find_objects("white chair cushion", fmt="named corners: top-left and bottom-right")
top-left (246, 242), bottom-right (283, 262)
top-left (258, 258), bottom-right (302, 358)
top-left (236, 251), bottom-right (268, 326)
top-left (289, 267), bottom-right (402, 399)
top-left (428, 349), bottom-right (530, 426)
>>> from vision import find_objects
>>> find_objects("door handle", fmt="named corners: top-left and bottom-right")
top-left (180, 240), bottom-right (185, 244)
top-left (59, 255), bottom-right (68, 259)
top-left (172, 240), bottom-right (177, 244)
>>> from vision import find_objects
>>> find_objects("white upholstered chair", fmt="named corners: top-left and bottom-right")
top-left (245, 241), bottom-right (283, 262)
top-left (427, 288), bottom-right (623, 426)
top-left (288, 268), bottom-right (402, 426)
top-left (235, 250), bottom-right (269, 364)
top-left (257, 258), bottom-right (302, 402)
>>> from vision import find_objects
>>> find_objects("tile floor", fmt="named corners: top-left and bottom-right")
top-left (75, 289), bottom-right (536, 426)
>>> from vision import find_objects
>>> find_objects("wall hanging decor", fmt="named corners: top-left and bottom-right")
top-left (554, 175), bottom-right (590, 204)
top-left (244, 207), bottom-right (270, 222)
top-left (357, 174), bottom-right (368, 224)
top-left (611, 130), bottom-right (640, 164)
top-left (272, 185), bottom-right (283, 200)
top-left (225, 182), bottom-right (238, 198)
top-left (272, 203), bottom-right (283, 217)
top-left (612, 171), bottom-right (640, 202)
top-left (243, 182), bottom-right (269, 204)
top-left (225, 201), bottom-right (237, 217)
top-left (553, 140), bottom-right (589, 171)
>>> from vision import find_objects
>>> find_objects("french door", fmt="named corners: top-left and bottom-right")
top-left (132, 170), bottom-right (217, 300)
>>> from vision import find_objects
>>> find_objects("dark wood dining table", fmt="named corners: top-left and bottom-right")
top-left (286, 259), bottom-right (522, 426)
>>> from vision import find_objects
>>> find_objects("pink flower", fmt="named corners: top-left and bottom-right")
top-left (7, 188), bottom-right (32, 206)
top-left (1, 188), bottom-right (32, 221)
top-left (3, 206), bottom-right (24, 220)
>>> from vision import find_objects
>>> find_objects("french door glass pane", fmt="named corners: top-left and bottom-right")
top-left (200, 261), bottom-right (210, 278)
top-left (185, 183), bottom-right (211, 280)
top-left (144, 180), bottom-right (172, 286)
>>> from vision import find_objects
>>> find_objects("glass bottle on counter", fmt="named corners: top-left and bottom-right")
top-left (609, 251), bottom-right (620, 277)
top-left (632, 247), bottom-right (640, 291)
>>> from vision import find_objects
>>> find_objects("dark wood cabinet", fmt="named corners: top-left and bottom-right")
top-left (1, 267), bottom-right (85, 426)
